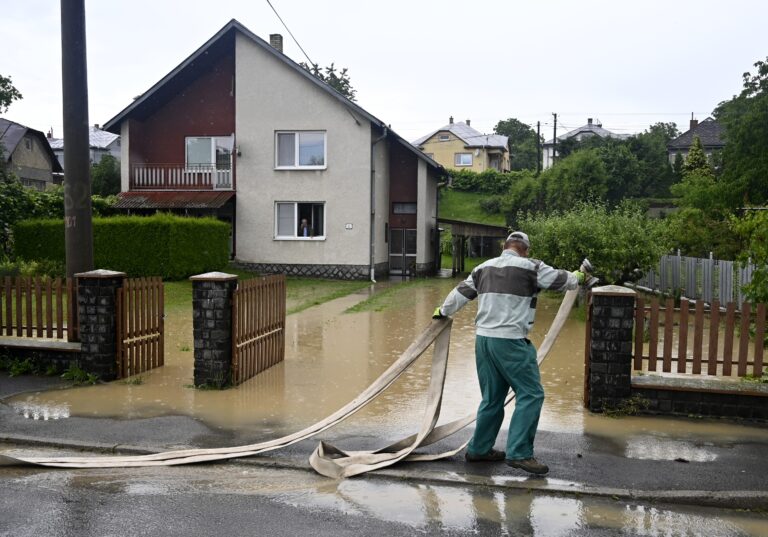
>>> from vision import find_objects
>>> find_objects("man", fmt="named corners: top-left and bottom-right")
top-left (433, 231), bottom-right (584, 475)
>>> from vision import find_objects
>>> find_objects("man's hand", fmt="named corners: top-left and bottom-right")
top-left (432, 307), bottom-right (445, 319)
top-left (572, 270), bottom-right (586, 285)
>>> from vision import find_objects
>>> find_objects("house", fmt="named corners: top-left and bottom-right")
top-left (103, 20), bottom-right (446, 279)
top-left (667, 117), bottom-right (724, 164)
top-left (47, 124), bottom-right (121, 170)
top-left (412, 118), bottom-right (510, 172)
top-left (542, 118), bottom-right (628, 169)
top-left (0, 118), bottom-right (63, 190)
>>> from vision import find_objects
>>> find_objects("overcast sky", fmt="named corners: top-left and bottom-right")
top-left (3, 0), bottom-right (766, 142)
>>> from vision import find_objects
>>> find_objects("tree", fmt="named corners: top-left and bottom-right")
top-left (625, 122), bottom-right (679, 197)
top-left (493, 118), bottom-right (540, 171)
top-left (91, 155), bottom-right (120, 196)
top-left (682, 136), bottom-right (713, 178)
top-left (300, 62), bottom-right (357, 101)
top-left (733, 210), bottom-right (768, 302)
top-left (0, 74), bottom-right (22, 113)
top-left (670, 136), bottom-right (726, 212)
top-left (714, 56), bottom-right (768, 207)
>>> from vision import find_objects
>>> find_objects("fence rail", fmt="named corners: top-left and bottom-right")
top-left (0, 276), bottom-right (78, 341)
top-left (634, 296), bottom-right (766, 378)
top-left (634, 253), bottom-right (757, 306)
top-left (116, 277), bottom-right (164, 379)
top-left (130, 163), bottom-right (232, 190)
top-left (231, 274), bottom-right (286, 386)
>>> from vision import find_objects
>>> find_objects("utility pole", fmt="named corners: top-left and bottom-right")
top-left (552, 113), bottom-right (558, 168)
top-left (61, 0), bottom-right (94, 278)
top-left (536, 121), bottom-right (541, 176)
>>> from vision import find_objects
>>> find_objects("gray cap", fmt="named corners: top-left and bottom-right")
top-left (507, 231), bottom-right (530, 249)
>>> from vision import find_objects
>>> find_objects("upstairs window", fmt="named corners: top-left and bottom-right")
top-left (276, 131), bottom-right (326, 169)
top-left (454, 152), bottom-right (473, 166)
top-left (185, 136), bottom-right (233, 169)
top-left (438, 134), bottom-right (450, 141)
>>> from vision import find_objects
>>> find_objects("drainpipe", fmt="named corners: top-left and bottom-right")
top-left (370, 126), bottom-right (388, 282)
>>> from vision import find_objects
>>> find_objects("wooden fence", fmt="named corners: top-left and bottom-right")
top-left (634, 297), bottom-right (766, 377)
top-left (231, 274), bottom-right (286, 386)
top-left (116, 277), bottom-right (164, 379)
top-left (0, 276), bottom-right (78, 341)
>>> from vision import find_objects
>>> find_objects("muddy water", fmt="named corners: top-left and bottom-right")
top-left (7, 278), bottom-right (768, 450)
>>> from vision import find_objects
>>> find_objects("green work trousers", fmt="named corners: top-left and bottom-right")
top-left (467, 335), bottom-right (544, 460)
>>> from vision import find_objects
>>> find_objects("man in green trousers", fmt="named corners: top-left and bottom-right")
top-left (433, 231), bottom-right (584, 475)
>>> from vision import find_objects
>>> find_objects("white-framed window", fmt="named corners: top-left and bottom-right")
top-left (393, 202), bottom-right (417, 215)
top-left (454, 152), bottom-right (473, 166)
top-left (438, 134), bottom-right (450, 141)
top-left (275, 202), bottom-right (326, 239)
top-left (185, 135), bottom-right (233, 169)
top-left (275, 131), bottom-right (326, 169)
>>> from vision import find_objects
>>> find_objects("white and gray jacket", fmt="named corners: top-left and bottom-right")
top-left (439, 250), bottom-right (578, 339)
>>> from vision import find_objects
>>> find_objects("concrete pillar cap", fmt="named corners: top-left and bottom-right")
top-left (189, 272), bottom-right (239, 281)
top-left (591, 285), bottom-right (636, 297)
top-left (75, 269), bottom-right (127, 278)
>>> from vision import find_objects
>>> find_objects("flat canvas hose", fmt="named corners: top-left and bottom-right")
top-left (0, 289), bottom-right (579, 477)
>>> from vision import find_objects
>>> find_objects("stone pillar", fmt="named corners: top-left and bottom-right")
top-left (587, 285), bottom-right (636, 412)
top-left (190, 272), bottom-right (238, 388)
top-left (76, 269), bottom-right (126, 381)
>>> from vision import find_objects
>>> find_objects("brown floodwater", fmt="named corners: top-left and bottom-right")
top-left (8, 278), bottom-right (768, 451)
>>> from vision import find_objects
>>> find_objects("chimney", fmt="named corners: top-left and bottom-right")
top-left (587, 118), bottom-right (593, 125)
top-left (690, 113), bottom-right (698, 131)
top-left (93, 123), bottom-right (99, 130)
top-left (466, 119), bottom-right (471, 126)
top-left (47, 128), bottom-right (53, 139)
top-left (269, 34), bottom-right (283, 53)
top-left (449, 116), bottom-right (454, 124)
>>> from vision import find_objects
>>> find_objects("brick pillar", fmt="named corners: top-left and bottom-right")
top-left (76, 269), bottom-right (126, 381)
top-left (190, 272), bottom-right (238, 388)
top-left (586, 285), bottom-right (636, 412)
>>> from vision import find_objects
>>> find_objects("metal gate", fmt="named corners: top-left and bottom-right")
top-left (389, 228), bottom-right (417, 275)
top-left (116, 277), bottom-right (164, 379)
top-left (231, 274), bottom-right (286, 385)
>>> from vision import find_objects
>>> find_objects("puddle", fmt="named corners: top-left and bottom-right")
top-left (6, 278), bottom-right (768, 450)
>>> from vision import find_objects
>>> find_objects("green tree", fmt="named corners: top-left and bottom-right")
top-left (519, 201), bottom-right (671, 284)
top-left (0, 74), bottom-right (22, 113)
top-left (733, 210), bottom-right (768, 302)
top-left (493, 118), bottom-right (540, 171)
top-left (664, 207), bottom-right (741, 259)
top-left (714, 57), bottom-right (768, 207)
top-left (682, 136), bottom-right (713, 178)
top-left (625, 122), bottom-right (679, 197)
top-left (672, 152), bottom-right (685, 182)
top-left (598, 141), bottom-right (642, 202)
top-left (91, 155), bottom-right (120, 196)
top-left (300, 62), bottom-right (357, 101)
top-left (670, 136), bottom-right (725, 211)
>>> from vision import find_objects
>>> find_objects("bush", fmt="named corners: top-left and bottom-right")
top-left (13, 213), bottom-right (230, 280)
top-left (519, 201), bottom-right (671, 284)
top-left (479, 196), bottom-right (502, 214)
top-left (449, 169), bottom-right (532, 194)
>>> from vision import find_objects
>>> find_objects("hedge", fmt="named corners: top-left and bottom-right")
top-left (13, 213), bottom-right (230, 280)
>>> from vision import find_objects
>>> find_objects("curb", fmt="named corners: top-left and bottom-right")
top-left (3, 434), bottom-right (767, 510)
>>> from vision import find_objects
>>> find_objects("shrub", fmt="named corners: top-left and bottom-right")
top-left (13, 213), bottom-right (230, 280)
top-left (449, 169), bottom-right (532, 194)
top-left (479, 196), bottom-right (502, 214)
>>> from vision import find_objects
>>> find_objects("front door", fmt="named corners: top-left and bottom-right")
top-left (389, 228), bottom-right (417, 275)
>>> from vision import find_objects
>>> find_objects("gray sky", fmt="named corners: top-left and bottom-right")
top-left (3, 0), bottom-right (766, 142)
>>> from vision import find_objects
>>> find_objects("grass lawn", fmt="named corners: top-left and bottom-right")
top-left (439, 190), bottom-right (506, 226)
top-left (163, 264), bottom-right (370, 314)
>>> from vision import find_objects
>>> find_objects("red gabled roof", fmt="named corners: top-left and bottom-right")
top-left (114, 191), bottom-right (234, 210)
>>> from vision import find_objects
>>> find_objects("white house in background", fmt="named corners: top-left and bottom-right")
top-left (542, 118), bottom-right (629, 169)
top-left (47, 124), bottom-right (121, 171)
top-left (103, 20), bottom-right (446, 279)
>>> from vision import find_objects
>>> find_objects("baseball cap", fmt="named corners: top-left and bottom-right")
top-left (507, 231), bottom-right (530, 249)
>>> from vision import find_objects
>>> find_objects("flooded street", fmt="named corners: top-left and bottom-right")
top-left (4, 277), bottom-right (768, 534)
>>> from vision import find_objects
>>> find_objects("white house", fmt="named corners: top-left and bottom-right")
top-left (542, 118), bottom-right (628, 169)
top-left (47, 125), bottom-right (121, 170)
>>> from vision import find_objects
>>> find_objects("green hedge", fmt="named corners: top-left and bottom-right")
top-left (13, 214), bottom-right (230, 280)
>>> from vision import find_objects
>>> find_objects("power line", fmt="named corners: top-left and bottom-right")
top-left (264, 0), bottom-right (315, 66)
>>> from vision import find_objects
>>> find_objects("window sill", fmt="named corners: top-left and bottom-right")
top-left (274, 166), bottom-right (327, 171)
top-left (274, 236), bottom-right (326, 241)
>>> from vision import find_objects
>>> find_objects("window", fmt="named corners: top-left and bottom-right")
top-left (393, 202), bottom-right (417, 215)
top-left (275, 202), bottom-right (325, 239)
top-left (438, 134), bottom-right (450, 141)
top-left (185, 136), bottom-right (233, 169)
top-left (24, 138), bottom-right (32, 151)
top-left (455, 153), bottom-right (473, 166)
top-left (275, 131), bottom-right (326, 169)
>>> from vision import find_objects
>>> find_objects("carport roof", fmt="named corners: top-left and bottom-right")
top-left (114, 191), bottom-right (234, 210)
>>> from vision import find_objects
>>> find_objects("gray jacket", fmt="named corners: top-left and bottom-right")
top-left (439, 249), bottom-right (578, 339)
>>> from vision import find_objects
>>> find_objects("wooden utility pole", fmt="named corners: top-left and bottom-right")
top-left (61, 0), bottom-right (94, 277)
top-left (552, 113), bottom-right (558, 167)
top-left (536, 121), bottom-right (541, 175)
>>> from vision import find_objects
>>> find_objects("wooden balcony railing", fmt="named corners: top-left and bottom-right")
top-left (130, 164), bottom-right (232, 190)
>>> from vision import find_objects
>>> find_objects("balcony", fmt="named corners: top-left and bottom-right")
top-left (129, 164), bottom-right (232, 190)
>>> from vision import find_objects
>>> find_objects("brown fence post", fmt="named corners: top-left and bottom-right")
top-left (190, 272), bottom-right (238, 388)
top-left (76, 269), bottom-right (126, 381)
top-left (585, 285), bottom-right (636, 413)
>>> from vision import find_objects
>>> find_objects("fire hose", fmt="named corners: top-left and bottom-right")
top-left (0, 263), bottom-right (593, 477)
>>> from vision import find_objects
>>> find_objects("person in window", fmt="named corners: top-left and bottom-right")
top-left (299, 218), bottom-right (313, 238)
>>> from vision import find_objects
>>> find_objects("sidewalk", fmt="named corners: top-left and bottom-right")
top-left (2, 372), bottom-right (768, 509)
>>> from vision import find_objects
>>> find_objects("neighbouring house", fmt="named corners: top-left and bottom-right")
top-left (542, 118), bottom-right (628, 170)
top-left (412, 118), bottom-right (510, 173)
top-left (103, 20), bottom-right (446, 279)
top-left (0, 118), bottom-right (63, 190)
top-left (667, 117), bottom-right (724, 164)
top-left (47, 124), bottom-right (121, 171)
